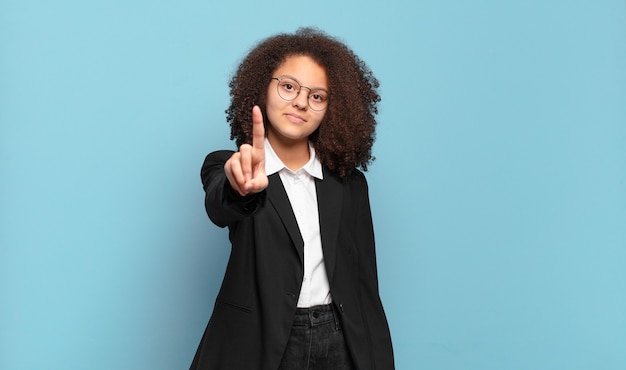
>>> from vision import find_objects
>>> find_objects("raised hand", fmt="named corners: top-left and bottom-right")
top-left (224, 106), bottom-right (268, 196)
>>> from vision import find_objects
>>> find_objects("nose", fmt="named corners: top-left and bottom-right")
top-left (292, 88), bottom-right (310, 110)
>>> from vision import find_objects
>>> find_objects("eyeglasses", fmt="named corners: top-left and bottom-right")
top-left (271, 76), bottom-right (329, 111)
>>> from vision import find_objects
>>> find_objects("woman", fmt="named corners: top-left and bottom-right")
top-left (191, 27), bottom-right (394, 370)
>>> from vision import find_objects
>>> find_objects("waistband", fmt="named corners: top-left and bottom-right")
top-left (292, 303), bottom-right (339, 328)
top-left (295, 303), bottom-right (334, 315)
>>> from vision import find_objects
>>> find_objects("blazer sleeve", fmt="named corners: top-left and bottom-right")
top-left (200, 150), bottom-right (267, 228)
top-left (353, 171), bottom-right (395, 368)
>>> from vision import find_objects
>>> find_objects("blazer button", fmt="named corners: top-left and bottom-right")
top-left (339, 303), bottom-right (344, 313)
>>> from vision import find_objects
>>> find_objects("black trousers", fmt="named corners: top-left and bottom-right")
top-left (278, 304), bottom-right (355, 370)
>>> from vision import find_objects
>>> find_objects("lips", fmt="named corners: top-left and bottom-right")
top-left (284, 113), bottom-right (307, 124)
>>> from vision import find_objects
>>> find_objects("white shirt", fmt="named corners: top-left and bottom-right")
top-left (264, 138), bottom-right (332, 307)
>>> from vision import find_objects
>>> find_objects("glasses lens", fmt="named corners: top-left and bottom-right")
top-left (308, 90), bottom-right (328, 111)
top-left (276, 78), bottom-right (299, 101)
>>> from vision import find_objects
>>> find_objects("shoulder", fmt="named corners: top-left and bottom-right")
top-left (201, 150), bottom-right (235, 188)
top-left (323, 166), bottom-right (368, 190)
top-left (201, 150), bottom-right (235, 174)
top-left (203, 150), bottom-right (235, 166)
top-left (347, 168), bottom-right (366, 182)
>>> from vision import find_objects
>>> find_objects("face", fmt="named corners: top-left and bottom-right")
top-left (265, 55), bottom-right (328, 147)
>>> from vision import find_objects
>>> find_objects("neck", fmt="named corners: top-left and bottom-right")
top-left (267, 134), bottom-right (311, 171)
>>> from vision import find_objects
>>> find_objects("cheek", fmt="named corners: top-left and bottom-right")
top-left (264, 86), bottom-right (277, 110)
top-left (313, 112), bottom-right (327, 127)
top-left (265, 90), bottom-right (285, 112)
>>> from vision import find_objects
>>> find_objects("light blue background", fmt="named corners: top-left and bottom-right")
top-left (2, 0), bottom-right (625, 369)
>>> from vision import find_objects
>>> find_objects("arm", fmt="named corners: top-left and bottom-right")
top-left (201, 150), bottom-right (266, 228)
top-left (353, 171), bottom-right (395, 368)
top-left (201, 106), bottom-right (268, 228)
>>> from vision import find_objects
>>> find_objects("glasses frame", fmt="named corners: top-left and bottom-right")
top-left (271, 77), bottom-right (329, 111)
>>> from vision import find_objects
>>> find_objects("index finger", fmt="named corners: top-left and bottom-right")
top-left (251, 105), bottom-right (265, 152)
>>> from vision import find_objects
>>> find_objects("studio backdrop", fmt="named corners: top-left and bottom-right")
top-left (1, 0), bottom-right (625, 369)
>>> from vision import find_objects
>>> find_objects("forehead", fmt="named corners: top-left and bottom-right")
top-left (273, 55), bottom-right (328, 88)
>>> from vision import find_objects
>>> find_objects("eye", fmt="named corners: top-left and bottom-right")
top-left (280, 80), bottom-right (298, 92)
top-left (309, 92), bottom-right (328, 103)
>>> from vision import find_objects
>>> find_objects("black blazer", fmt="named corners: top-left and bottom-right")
top-left (191, 150), bottom-right (394, 370)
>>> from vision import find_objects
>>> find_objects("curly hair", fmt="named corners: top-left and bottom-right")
top-left (226, 27), bottom-right (380, 177)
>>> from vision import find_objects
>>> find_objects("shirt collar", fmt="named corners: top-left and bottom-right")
top-left (265, 138), bottom-right (323, 179)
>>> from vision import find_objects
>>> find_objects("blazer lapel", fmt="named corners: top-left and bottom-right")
top-left (266, 173), bottom-right (304, 264)
top-left (315, 168), bottom-right (343, 285)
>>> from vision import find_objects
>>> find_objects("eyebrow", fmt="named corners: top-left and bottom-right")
top-left (278, 74), bottom-right (329, 92)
